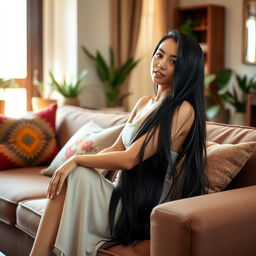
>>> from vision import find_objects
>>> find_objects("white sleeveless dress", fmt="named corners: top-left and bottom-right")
top-left (53, 122), bottom-right (178, 256)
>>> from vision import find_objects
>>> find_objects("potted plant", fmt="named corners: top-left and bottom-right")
top-left (204, 69), bottom-right (231, 123)
top-left (81, 46), bottom-right (139, 108)
top-left (205, 69), bottom-right (256, 125)
top-left (219, 72), bottom-right (256, 125)
top-left (0, 78), bottom-right (18, 114)
top-left (48, 70), bottom-right (88, 106)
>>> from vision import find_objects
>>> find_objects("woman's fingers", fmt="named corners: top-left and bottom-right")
top-left (47, 171), bottom-right (60, 199)
top-left (46, 158), bottom-right (75, 199)
top-left (56, 174), bottom-right (66, 196)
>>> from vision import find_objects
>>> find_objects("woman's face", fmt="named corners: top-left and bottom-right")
top-left (150, 38), bottom-right (178, 86)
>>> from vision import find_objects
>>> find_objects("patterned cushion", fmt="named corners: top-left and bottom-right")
top-left (41, 120), bottom-right (124, 176)
top-left (0, 104), bottom-right (58, 170)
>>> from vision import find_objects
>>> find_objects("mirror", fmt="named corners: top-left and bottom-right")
top-left (243, 0), bottom-right (256, 64)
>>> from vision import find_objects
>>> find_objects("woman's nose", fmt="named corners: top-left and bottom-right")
top-left (157, 60), bottom-right (167, 70)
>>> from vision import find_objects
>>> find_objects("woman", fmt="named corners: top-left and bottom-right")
top-left (30, 29), bottom-right (207, 256)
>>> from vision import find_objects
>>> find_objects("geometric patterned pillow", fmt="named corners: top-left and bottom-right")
top-left (0, 104), bottom-right (59, 170)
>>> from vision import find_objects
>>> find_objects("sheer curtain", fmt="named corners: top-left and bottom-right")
top-left (128, 0), bottom-right (178, 111)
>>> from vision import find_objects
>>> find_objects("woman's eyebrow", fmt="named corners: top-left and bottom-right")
top-left (158, 48), bottom-right (177, 58)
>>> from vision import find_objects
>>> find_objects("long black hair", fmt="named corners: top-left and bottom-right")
top-left (105, 30), bottom-right (208, 247)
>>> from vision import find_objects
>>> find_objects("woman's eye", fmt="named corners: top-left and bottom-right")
top-left (170, 60), bottom-right (176, 64)
top-left (156, 53), bottom-right (162, 58)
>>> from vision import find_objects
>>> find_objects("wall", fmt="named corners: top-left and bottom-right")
top-left (179, 0), bottom-right (256, 77)
top-left (77, 0), bottom-right (110, 108)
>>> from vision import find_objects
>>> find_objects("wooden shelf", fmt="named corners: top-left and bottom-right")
top-left (193, 25), bottom-right (208, 31)
top-left (175, 4), bottom-right (225, 76)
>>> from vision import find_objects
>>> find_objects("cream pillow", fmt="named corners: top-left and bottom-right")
top-left (206, 141), bottom-right (256, 193)
top-left (41, 121), bottom-right (124, 176)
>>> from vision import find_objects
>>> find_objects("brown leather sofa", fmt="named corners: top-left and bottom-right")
top-left (0, 105), bottom-right (256, 256)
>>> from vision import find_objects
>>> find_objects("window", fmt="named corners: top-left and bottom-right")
top-left (0, 0), bottom-right (42, 112)
top-left (0, 0), bottom-right (27, 78)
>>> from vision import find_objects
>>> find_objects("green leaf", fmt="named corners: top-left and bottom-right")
top-left (216, 68), bottom-right (232, 88)
top-left (95, 51), bottom-right (109, 82)
top-left (81, 46), bottom-right (95, 60)
top-left (106, 90), bottom-right (117, 107)
top-left (77, 70), bottom-right (88, 82)
top-left (206, 105), bottom-right (220, 119)
top-left (218, 86), bottom-right (229, 95)
top-left (113, 58), bottom-right (139, 87)
top-left (235, 74), bottom-right (247, 92)
top-left (108, 47), bottom-right (116, 83)
top-left (204, 74), bottom-right (216, 86)
top-left (109, 47), bottom-right (114, 68)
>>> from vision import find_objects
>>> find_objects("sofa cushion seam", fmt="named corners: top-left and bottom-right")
top-left (0, 197), bottom-right (17, 205)
top-left (18, 201), bottom-right (46, 217)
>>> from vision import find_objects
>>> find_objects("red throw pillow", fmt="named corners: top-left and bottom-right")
top-left (0, 104), bottom-right (59, 170)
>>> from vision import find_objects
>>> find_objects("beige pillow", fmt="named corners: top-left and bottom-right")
top-left (41, 120), bottom-right (124, 176)
top-left (206, 141), bottom-right (256, 193)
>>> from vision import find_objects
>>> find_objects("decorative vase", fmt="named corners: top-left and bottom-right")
top-left (62, 97), bottom-right (79, 106)
top-left (32, 97), bottom-right (58, 111)
top-left (230, 112), bottom-right (246, 125)
top-left (0, 100), bottom-right (5, 114)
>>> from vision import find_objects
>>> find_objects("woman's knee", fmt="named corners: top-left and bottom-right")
top-left (69, 166), bottom-right (100, 185)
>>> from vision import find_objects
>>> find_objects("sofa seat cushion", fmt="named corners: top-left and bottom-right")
top-left (0, 167), bottom-right (49, 225)
top-left (97, 240), bottom-right (150, 256)
top-left (16, 199), bottom-right (47, 237)
top-left (16, 198), bottom-right (150, 256)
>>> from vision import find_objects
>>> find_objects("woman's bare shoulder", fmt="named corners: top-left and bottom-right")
top-left (172, 100), bottom-right (195, 135)
top-left (136, 96), bottom-right (154, 111)
top-left (126, 96), bottom-right (153, 124)
top-left (177, 100), bottom-right (195, 117)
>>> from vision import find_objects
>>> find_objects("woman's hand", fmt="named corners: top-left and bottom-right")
top-left (47, 156), bottom-right (77, 199)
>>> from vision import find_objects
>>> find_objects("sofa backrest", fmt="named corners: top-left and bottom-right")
top-left (56, 106), bottom-right (129, 148)
top-left (206, 121), bottom-right (256, 190)
top-left (56, 106), bottom-right (256, 190)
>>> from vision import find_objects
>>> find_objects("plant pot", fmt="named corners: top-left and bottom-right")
top-left (209, 109), bottom-right (230, 124)
top-left (0, 100), bottom-right (5, 114)
top-left (62, 97), bottom-right (79, 106)
top-left (32, 97), bottom-right (58, 111)
top-left (230, 112), bottom-right (246, 125)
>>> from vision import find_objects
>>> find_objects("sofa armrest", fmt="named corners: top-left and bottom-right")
top-left (150, 186), bottom-right (256, 256)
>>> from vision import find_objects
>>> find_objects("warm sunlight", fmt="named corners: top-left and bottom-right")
top-left (0, 0), bottom-right (27, 79)
top-left (0, 88), bottom-right (27, 117)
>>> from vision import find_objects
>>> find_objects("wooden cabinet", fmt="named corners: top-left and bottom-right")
top-left (175, 5), bottom-right (225, 76)
top-left (246, 94), bottom-right (256, 126)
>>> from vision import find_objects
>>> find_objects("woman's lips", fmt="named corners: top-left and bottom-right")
top-left (153, 70), bottom-right (165, 79)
